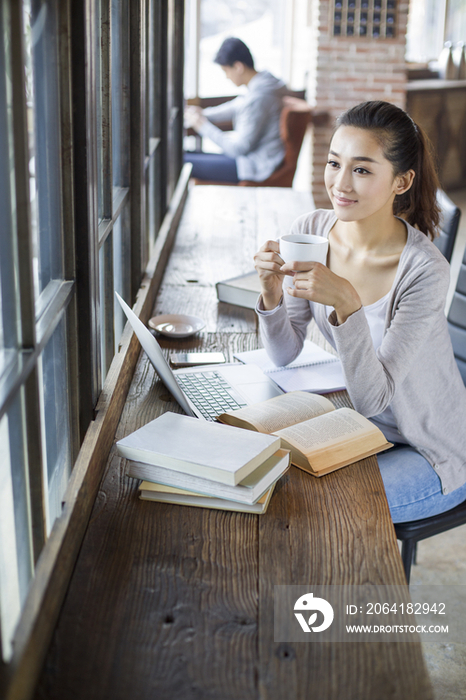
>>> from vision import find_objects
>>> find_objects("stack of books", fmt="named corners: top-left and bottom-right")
top-left (116, 411), bottom-right (290, 514)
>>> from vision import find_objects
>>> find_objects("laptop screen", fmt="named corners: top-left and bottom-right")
top-left (115, 292), bottom-right (196, 417)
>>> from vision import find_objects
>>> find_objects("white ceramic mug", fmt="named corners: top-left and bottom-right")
top-left (279, 234), bottom-right (329, 287)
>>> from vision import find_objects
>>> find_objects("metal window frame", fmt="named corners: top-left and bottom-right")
top-left (0, 0), bottom-right (79, 664)
top-left (8, 0), bottom-right (80, 559)
top-left (1, 0), bottom-right (187, 686)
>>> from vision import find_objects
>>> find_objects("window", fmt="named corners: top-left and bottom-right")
top-left (445, 0), bottom-right (466, 46)
top-left (406, 0), bottom-right (466, 64)
top-left (23, 0), bottom-right (75, 532)
top-left (184, 0), bottom-right (293, 99)
top-left (96, 0), bottom-right (131, 381)
top-left (0, 0), bottom-right (185, 665)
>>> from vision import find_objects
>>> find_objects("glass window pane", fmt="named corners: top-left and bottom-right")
top-left (23, 0), bottom-right (64, 301)
top-left (0, 2), bottom-right (20, 361)
top-left (99, 234), bottom-right (113, 382)
top-left (99, 203), bottom-right (131, 381)
top-left (0, 391), bottom-right (33, 661)
top-left (112, 202), bottom-right (130, 349)
top-left (406, 0), bottom-right (447, 63)
top-left (146, 0), bottom-right (156, 144)
top-left (112, 217), bottom-right (124, 349)
top-left (147, 146), bottom-right (163, 255)
top-left (189, 0), bottom-right (288, 98)
top-left (111, 0), bottom-right (129, 191)
top-left (146, 156), bottom-right (156, 245)
top-left (445, 0), bottom-right (466, 46)
top-left (96, 0), bottom-right (104, 221)
top-left (38, 314), bottom-right (72, 531)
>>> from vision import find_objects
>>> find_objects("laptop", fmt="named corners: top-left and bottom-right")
top-left (115, 293), bottom-right (283, 421)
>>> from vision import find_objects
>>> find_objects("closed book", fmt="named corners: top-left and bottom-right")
top-left (116, 411), bottom-right (281, 486)
top-left (127, 448), bottom-right (290, 504)
top-left (138, 481), bottom-right (276, 514)
top-left (216, 271), bottom-right (262, 309)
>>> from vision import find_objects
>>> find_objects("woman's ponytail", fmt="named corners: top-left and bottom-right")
top-left (393, 125), bottom-right (440, 239)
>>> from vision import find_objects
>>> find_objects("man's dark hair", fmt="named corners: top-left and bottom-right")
top-left (214, 37), bottom-right (254, 69)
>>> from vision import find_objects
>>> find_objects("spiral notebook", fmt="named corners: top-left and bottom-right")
top-left (234, 340), bottom-right (345, 394)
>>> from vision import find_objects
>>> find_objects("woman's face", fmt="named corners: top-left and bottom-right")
top-left (324, 126), bottom-right (408, 223)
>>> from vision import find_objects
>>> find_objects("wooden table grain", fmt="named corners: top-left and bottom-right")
top-left (34, 187), bottom-right (433, 700)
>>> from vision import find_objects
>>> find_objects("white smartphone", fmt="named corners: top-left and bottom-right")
top-left (169, 351), bottom-right (226, 368)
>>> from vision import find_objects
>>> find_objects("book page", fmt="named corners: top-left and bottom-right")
top-left (219, 391), bottom-right (335, 433)
top-left (275, 408), bottom-right (378, 451)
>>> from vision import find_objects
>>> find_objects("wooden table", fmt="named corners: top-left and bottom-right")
top-left (34, 187), bottom-right (433, 700)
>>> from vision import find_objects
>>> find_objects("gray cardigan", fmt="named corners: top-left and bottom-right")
top-left (199, 71), bottom-right (287, 181)
top-left (257, 209), bottom-right (466, 494)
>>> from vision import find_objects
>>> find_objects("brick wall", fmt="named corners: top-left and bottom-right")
top-left (308, 0), bottom-right (410, 208)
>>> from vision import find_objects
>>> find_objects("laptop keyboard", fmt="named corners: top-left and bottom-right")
top-left (175, 371), bottom-right (248, 421)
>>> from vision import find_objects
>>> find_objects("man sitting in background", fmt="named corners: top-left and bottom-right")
top-left (184, 37), bottom-right (288, 183)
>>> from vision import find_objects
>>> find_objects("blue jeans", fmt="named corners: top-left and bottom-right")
top-left (183, 152), bottom-right (239, 183)
top-left (378, 445), bottom-right (466, 523)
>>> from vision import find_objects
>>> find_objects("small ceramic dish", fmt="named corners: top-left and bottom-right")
top-left (148, 314), bottom-right (205, 338)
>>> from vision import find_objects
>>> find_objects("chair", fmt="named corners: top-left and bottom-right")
top-left (191, 97), bottom-right (324, 188)
top-left (434, 189), bottom-right (461, 262)
top-left (239, 99), bottom-right (312, 188)
top-left (394, 240), bottom-right (466, 583)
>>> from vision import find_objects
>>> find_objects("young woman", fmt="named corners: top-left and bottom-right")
top-left (254, 100), bottom-right (466, 523)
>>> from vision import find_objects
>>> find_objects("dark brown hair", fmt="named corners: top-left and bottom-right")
top-left (336, 101), bottom-right (440, 239)
top-left (214, 37), bottom-right (255, 69)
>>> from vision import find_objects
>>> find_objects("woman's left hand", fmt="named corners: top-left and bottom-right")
top-left (281, 260), bottom-right (362, 325)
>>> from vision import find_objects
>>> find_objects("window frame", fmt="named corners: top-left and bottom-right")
top-left (406, 0), bottom-right (466, 64)
top-left (0, 0), bottom-right (187, 686)
top-left (183, 0), bottom-right (297, 100)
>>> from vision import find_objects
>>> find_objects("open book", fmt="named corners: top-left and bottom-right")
top-left (234, 340), bottom-right (345, 394)
top-left (217, 391), bottom-right (392, 477)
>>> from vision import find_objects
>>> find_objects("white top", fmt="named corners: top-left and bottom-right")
top-left (267, 290), bottom-right (406, 443)
top-left (355, 294), bottom-right (409, 444)
top-left (321, 291), bottom-right (406, 444)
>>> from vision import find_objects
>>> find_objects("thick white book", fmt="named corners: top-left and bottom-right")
top-left (138, 481), bottom-right (277, 514)
top-left (216, 271), bottom-right (262, 309)
top-left (234, 340), bottom-right (345, 394)
top-left (116, 411), bottom-right (281, 486)
top-left (127, 448), bottom-right (290, 504)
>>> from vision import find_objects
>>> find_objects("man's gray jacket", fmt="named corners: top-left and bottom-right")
top-left (199, 71), bottom-right (288, 181)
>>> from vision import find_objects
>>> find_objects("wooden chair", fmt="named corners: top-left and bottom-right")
top-left (434, 189), bottom-right (461, 262)
top-left (191, 97), bottom-right (326, 188)
top-left (394, 238), bottom-right (466, 583)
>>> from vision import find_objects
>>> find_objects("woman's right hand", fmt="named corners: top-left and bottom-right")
top-left (254, 240), bottom-right (285, 310)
